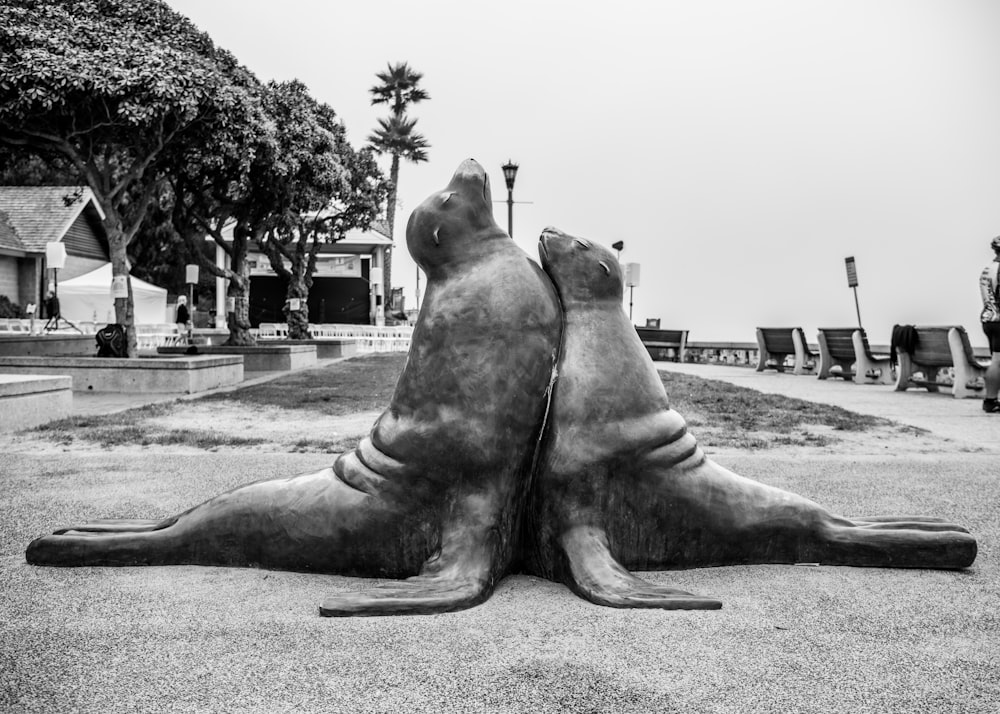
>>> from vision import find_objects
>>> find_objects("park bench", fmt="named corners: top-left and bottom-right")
top-left (894, 325), bottom-right (988, 399)
top-left (634, 327), bottom-right (687, 362)
top-left (817, 327), bottom-right (894, 384)
top-left (755, 327), bottom-right (816, 374)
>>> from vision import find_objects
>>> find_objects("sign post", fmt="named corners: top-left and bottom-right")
top-left (625, 262), bottom-right (640, 322)
top-left (844, 256), bottom-right (862, 329)
top-left (185, 264), bottom-right (199, 344)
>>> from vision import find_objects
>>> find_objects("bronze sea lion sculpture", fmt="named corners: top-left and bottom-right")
top-left (25, 159), bottom-right (563, 617)
top-left (523, 226), bottom-right (977, 610)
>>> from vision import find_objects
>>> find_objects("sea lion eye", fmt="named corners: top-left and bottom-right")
top-left (573, 238), bottom-right (590, 249)
top-left (433, 227), bottom-right (441, 246)
top-left (440, 192), bottom-right (455, 205)
top-left (598, 261), bottom-right (611, 275)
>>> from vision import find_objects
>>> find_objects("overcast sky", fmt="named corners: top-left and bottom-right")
top-left (166, 0), bottom-right (1000, 345)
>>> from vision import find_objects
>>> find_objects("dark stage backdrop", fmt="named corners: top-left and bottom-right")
top-left (249, 274), bottom-right (372, 326)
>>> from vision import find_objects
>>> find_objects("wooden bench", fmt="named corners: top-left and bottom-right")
top-left (755, 327), bottom-right (816, 374)
top-left (635, 327), bottom-right (688, 362)
top-left (949, 326), bottom-right (991, 399)
top-left (817, 327), bottom-right (894, 384)
top-left (895, 325), bottom-right (988, 399)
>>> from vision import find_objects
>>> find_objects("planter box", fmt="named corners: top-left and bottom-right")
top-left (0, 334), bottom-right (94, 357)
top-left (281, 339), bottom-right (358, 359)
top-left (0, 355), bottom-right (243, 393)
top-left (157, 344), bottom-right (317, 372)
top-left (0, 374), bottom-right (73, 431)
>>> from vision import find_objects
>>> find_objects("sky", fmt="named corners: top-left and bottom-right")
top-left (165, 0), bottom-right (1000, 346)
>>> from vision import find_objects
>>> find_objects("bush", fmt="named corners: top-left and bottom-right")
top-left (0, 295), bottom-right (24, 318)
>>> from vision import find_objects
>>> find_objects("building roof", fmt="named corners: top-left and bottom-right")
top-left (221, 217), bottom-right (394, 255)
top-left (0, 186), bottom-right (106, 253)
top-left (0, 210), bottom-right (24, 253)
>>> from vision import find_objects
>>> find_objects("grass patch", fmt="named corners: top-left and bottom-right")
top-left (660, 370), bottom-right (891, 433)
top-left (32, 401), bottom-right (266, 449)
top-left (290, 437), bottom-right (362, 453)
top-left (29, 353), bottom-right (896, 451)
top-left (195, 352), bottom-right (404, 416)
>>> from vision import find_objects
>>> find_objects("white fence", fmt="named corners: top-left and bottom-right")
top-left (255, 323), bottom-right (413, 353)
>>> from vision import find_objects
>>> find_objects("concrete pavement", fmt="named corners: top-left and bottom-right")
top-left (655, 361), bottom-right (1000, 452)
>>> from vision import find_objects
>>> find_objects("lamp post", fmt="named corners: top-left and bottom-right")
top-left (185, 264), bottom-right (199, 344)
top-left (43, 241), bottom-right (79, 332)
top-left (501, 160), bottom-right (519, 238)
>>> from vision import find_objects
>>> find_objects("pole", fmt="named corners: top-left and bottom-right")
top-left (506, 188), bottom-right (514, 239)
top-left (629, 285), bottom-right (634, 321)
top-left (188, 282), bottom-right (195, 344)
top-left (852, 286), bottom-right (862, 329)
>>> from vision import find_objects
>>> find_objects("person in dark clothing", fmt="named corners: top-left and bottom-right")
top-left (175, 296), bottom-right (190, 328)
top-left (979, 235), bottom-right (1000, 413)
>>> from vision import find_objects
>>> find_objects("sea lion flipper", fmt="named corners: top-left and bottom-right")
top-left (319, 573), bottom-right (490, 617)
top-left (52, 518), bottom-right (174, 535)
top-left (320, 518), bottom-right (502, 617)
top-left (812, 519), bottom-right (978, 569)
top-left (561, 526), bottom-right (722, 610)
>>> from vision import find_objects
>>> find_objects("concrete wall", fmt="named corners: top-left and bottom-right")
top-left (0, 335), bottom-right (94, 357)
top-left (157, 344), bottom-right (317, 372)
top-left (0, 355), bottom-right (244, 393)
top-left (0, 375), bottom-right (73, 432)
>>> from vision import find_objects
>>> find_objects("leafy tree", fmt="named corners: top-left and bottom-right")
top-left (0, 145), bottom-right (82, 185)
top-left (257, 81), bottom-right (387, 339)
top-left (162, 70), bottom-right (275, 346)
top-left (368, 62), bottom-right (430, 311)
top-left (0, 0), bottom-right (259, 356)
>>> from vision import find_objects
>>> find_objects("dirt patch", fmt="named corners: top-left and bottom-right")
top-left (5, 402), bottom-right (382, 455)
top-left (4, 399), bottom-right (968, 459)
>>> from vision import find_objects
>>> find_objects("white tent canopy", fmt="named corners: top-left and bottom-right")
top-left (58, 263), bottom-right (168, 325)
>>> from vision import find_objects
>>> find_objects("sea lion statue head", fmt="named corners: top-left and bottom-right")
top-left (538, 226), bottom-right (623, 303)
top-left (406, 158), bottom-right (505, 275)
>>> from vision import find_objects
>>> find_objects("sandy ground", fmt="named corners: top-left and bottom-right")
top-left (2, 401), bottom-right (998, 712)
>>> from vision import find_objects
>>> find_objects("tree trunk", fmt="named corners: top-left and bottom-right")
top-left (285, 269), bottom-right (310, 340)
top-left (384, 153), bottom-right (400, 306)
top-left (104, 210), bottom-right (138, 358)
top-left (224, 230), bottom-right (256, 346)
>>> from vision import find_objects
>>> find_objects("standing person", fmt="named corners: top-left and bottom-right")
top-left (175, 295), bottom-right (190, 329)
top-left (980, 235), bottom-right (1000, 413)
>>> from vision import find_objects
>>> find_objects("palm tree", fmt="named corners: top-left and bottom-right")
top-left (370, 62), bottom-right (430, 115)
top-left (368, 62), bottom-right (430, 313)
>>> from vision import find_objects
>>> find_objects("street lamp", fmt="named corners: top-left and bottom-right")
top-left (43, 241), bottom-right (79, 332)
top-left (501, 160), bottom-right (519, 238)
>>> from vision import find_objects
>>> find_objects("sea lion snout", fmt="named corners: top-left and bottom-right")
top-left (446, 158), bottom-right (492, 206)
top-left (407, 160), bottom-right (502, 272)
top-left (538, 227), bottom-right (623, 301)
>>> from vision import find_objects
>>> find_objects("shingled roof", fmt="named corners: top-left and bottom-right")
top-left (0, 211), bottom-right (23, 252)
top-left (0, 186), bottom-right (105, 253)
